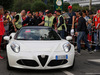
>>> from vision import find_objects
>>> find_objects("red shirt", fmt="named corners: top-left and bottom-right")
top-left (22, 17), bottom-right (27, 26)
top-left (93, 15), bottom-right (100, 29)
top-left (0, 15), bottom-right (5, 35)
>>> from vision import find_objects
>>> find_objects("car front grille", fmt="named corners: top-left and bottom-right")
top-left (38, 55), bottom-right (48, 67)
top-left (48, 59), bottom-right (68, 67)
top-left (17, 59), bottom-right (39, 67)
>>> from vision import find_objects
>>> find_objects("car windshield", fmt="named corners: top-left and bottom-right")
top-left (15, 28), bottom-right (61, 40)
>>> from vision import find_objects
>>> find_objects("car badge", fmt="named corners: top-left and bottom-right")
top-left (41, 55), bottom-right (45, 58)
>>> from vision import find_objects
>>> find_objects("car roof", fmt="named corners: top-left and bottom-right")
top-left (21, 26), bottom-right (52, 29)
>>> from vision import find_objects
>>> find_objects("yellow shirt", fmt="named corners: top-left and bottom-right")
top-left (6, 15), bottom-right (11, 21)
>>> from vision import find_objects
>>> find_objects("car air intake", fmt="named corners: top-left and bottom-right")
top-left (38, 55), bottom-right (48, 67)
top-left (17, 59), bottom-right (39, 67)
top-left (48, 59), bottom-right (68, 67)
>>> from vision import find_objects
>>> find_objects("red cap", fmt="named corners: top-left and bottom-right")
top-left (27, 11), bottom-right (30, 14)
top-left (98, 10), bottom-right (100, 13)
top-left (68, 6), bottom-right (72, 9)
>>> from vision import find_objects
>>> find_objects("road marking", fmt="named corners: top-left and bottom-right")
top-left (88, 59), bottom-right (100, 63)
top-left (85, 73), bottom-right (100, 75)
top-left (62, 70), bottom-right (74, 75)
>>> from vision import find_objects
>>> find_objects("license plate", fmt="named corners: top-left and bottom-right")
top-left (56, 55), bottom-right (68, 60)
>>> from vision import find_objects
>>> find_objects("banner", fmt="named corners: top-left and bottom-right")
top-left (54, 0), bottom-right (63, 10)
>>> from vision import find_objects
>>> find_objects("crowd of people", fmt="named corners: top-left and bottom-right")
top-left (0, 5), bottom-right (100, 59)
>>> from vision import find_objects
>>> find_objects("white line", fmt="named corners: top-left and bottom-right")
top-left (86, 73), bottom-right (100, 75)
top-left (88, 59), bottom-right (100, 63)
top-left (62, 70), bottom-right (74, 75)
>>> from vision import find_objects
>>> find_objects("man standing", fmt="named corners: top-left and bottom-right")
top-left (76, 11), bottom-right (92, 54)
top-left (12, 10), bottom-right (26, 32)
top-left (82, 10), bottom-right (89, 23)
top-left (56, 10), bottom-right (67, 39)
top-left (22, 11), bottom-right (34, 26)
top-left (39, 10), bottom-right (57, 29)
top-left (0, 5), bottom-right (5, 59)
top-left (33, 12), bottom-right (42, 26)
top-left (93, 10), bottom-right (100, 51)
top-left (67, 6), bottom-right (76, 36)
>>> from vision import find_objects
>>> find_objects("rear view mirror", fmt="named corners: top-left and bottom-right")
top-left (66, 36), bottom-right (72, 41)
top-left (4, 36), bottom-right (10, 41)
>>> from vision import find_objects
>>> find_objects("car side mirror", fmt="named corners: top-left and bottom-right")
top-left (4, 36), bottom-right (10, 41)
top-left (66, 36), bottom-right (72, 41)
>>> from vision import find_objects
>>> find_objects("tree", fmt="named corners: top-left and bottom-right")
top-left (72, 3), bottom-right (82, 12)
top-left (63, 3), bottom-right (70, 12)
top-left (0, 0), bottom-right (13, 10)
top-left (22, 3), bottom-right (32, 11)
top-left (31, 1), bottom-right (47, 12)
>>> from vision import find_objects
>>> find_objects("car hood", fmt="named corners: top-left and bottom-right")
top-left (14, 40), bottom-right (68, 52)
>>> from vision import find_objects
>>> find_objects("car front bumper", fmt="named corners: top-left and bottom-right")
top-left (7, 46), bottom-right (75, 70)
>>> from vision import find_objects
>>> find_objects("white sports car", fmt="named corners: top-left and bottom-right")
top-left (4, 26), bottom-right (75, 70)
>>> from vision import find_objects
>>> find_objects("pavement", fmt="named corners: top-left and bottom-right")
top-left (0, 50), bottom-right (100, 75)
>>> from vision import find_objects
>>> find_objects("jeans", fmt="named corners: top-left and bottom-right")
top-left (94, 29), bottom-right (100, 50)
top-left (58, 29), bottom-right (65, 39)
top-left (77, 32), bottom-right (91, 53)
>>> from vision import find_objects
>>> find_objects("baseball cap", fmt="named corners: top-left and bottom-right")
top-left (68, 6), bottom-right (72, 9)
top-left (98, 10), bottom-right (100, 13)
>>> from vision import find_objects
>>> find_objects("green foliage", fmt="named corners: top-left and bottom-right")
top-left (0, 0), bottom-right (96, 12)
top-left (12, 0), bottom-right (24, 12)
top-left (72, 3), bottom-right (82, 12)
top-left (72, 3), bottom-right (79, 7)
top-left (63, 3), bottom-right (70, 12)
top-left (31, 1), bottom-right (47, 12)
top-left (22, 3), bottom-right (32, 11)
top-left (0, 0), bottom-right (13, 10)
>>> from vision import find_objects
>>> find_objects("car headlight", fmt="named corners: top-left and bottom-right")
top-left (11, 42), bottom-right (20, 53)
top-left (63, 43), bottom-right (71, 53)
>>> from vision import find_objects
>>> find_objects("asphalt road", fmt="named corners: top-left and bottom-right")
top-left (0, 50), bottom-right (100, 75)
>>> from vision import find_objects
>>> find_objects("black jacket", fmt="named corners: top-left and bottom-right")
top-left (22, 16), bottom-right (35, 26)
top-left (33, 16), bottom-right (42, 26)
top-left (77, 16), bottom-right (88, 32)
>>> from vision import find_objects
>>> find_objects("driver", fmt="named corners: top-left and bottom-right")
top-left (23, 30), bottom-right (32, 40)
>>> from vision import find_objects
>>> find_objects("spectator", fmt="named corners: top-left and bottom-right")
top-left (3, 11), bottom-right (9, 35)
top-left (10, 11), bottom-right (15, 21)
top-left (82, 10), bottom-right (89, 22)
top-left (39, 10), bottom-right (57, 30)
top-left (86, 9), bottom-right (89, 17)
top-left (87, 19), bottom-right (92, 44)
top-left (0, 5), bottom-right (5, 59)
top-left (93, 10), bottom-right (100, 51)
top-left (89, 11), bottom-right (93, 20)
top-left (33, 12), bottom-right (42, 26)
top-left (67, 6), bottom-right (76, 36)
top-left (56, 10), bottom-right (67, 39)
top-left (22, 11), bottom-right (34, 26)
top-left (76, 11), bottom-right (93, 54)
top-left (75, 10), bottom-right (80, 32)
top-left (12, 10), bottom-right (26, 32)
